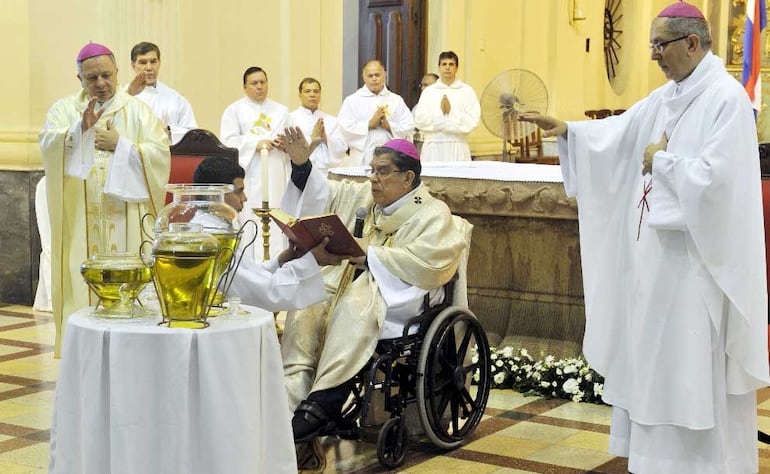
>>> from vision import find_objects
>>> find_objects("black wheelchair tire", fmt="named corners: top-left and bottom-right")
top-left (415, 306), bottom-right (491, 450)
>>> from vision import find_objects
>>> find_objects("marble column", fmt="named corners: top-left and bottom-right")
top-left (0, 170), bottom-right (43, 305)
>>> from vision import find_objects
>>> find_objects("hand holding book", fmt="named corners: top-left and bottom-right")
top-left (269, 209), bottom-right (365, 258)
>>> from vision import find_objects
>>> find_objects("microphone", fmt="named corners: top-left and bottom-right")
top-left (353, 207), bottom-right (366, 238)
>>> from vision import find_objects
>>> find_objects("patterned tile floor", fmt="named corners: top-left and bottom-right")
top-left (0, 303), bottom-right (769, 473)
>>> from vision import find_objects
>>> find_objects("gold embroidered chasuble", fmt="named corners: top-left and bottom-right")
top-left (281, 180), bottom-right (467, 410)
top-left (40, 89), bottom-right (170, 355)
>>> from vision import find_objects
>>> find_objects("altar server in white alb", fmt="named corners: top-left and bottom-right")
top-left (190, 156), bottom-right (348, 310)
top-left (220, 66), bottom-right (290, 261)
top-left (521, 2), bottom-right (769, 473)
top-left (413, 51), bottom-right (480, 162)
top-left (288, 77), bottom-right (349, 175)
top-left (337, 60), bottom-right (414, 165)
top-left (126, 42), bottom-right (197, 144)
top-left (39, 42), bottom-right (170, 356)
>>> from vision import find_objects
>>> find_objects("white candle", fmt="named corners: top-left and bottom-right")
top-left (260, 146), bottom-right (269, 205)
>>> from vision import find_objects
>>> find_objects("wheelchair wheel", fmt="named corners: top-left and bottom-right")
top-left (416, 306), bottom-right (491, 449)
top-left (376, 417), bottom-right (408, 468)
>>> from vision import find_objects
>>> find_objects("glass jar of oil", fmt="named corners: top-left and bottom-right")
top-left (80, 252), bottom-right (153, 318)
top-left (151, 223), bottom-right (221, 328)
top-left (154, 184), bottom-right (242, 311)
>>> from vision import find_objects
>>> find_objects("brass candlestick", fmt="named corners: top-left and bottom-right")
top-left (253, 202), bottom-right (282, 336)
top-left (253, 201), bottom-right (272, 261)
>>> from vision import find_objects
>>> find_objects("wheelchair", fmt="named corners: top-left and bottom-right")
top-left (328, 275), bottom-right (492, 469)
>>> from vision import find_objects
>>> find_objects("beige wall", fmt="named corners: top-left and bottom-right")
top-left (3, 0), bottom-right (722, 170)
top-left (7, 0), bottom-right (345, 170)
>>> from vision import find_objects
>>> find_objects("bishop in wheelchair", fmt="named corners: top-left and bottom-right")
top-left (278, 129), bottom-right (485, 468)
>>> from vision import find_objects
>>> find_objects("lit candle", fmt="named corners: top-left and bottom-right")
top-left (260, 146), bottom-right (269, 205)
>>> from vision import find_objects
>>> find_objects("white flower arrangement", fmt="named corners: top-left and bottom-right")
top-left (477, 346), bottom-right (606, 404)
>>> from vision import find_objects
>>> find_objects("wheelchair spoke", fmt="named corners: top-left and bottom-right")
top-left (450, 394), bottom-right (460, 434)
top-left (460, 387), bottom-right (477, 414)
top-left (456, 327), bottom-right (473, 363)
top-left (436, 388), bottom-right (452, 420)
top-left (438, 343), bottom-right (454, 368)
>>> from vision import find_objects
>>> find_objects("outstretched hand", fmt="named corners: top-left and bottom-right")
top-left (127, 72), bottom-right (146, 96)
top-left (81, 97), bottom-right (105, 132)
top-left (518, 112), bottom-right (567, 138)
top-left (277, 126), bottom-right (321, 166)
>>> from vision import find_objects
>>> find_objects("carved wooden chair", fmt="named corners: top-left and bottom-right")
top-left (166, 129), bottom-right (239, 204)
top-left (506, 121), bottom-right (543, 163)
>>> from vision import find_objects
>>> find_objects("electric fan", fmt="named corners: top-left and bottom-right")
top-left (480, 69), bottom-right (549, 161)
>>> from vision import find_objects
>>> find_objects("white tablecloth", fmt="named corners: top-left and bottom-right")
top-left (330, 160), bottom-right (565, 183)
top-left (49, 307), bottom-right (296, 474)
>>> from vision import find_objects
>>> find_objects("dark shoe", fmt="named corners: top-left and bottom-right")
top-left (292, 399), bottom-right (335, 443)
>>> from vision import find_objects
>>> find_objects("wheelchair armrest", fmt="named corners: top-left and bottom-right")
top-left (399, 272), bottom-right (460, 339)
top-left (400, 302), bottom-right (449, 339)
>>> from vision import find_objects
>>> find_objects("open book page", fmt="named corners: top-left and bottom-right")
top-left (269, 209), bottom-right (365, 257)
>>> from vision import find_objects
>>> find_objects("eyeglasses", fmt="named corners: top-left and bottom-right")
top-left (649, 35), bottom-right (690, 54)
top-left (364, 167), bottom-right (405, 179)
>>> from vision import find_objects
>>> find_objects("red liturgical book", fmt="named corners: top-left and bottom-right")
top-left (269, 209), bottom-right (365, 257)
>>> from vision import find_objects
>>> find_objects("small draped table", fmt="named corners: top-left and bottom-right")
top-left (49, 306), bottom-right (296, 474)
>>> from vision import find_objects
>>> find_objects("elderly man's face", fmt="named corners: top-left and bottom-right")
top-left (78, 55), bottom-right (118, 103)
top-left (362, 62), bottom-right (386, 94)
top-left (368, 153), bottom-right (413, 207)
top-left (244, 71), bottom-right (268, 102)
top-left (649, 18), bottom-right (696, 83)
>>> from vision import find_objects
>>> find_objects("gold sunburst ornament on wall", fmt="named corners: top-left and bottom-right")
top-left (603, 0), bottom-right (624, 83)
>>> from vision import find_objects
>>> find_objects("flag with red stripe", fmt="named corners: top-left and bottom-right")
top-left (743, 0), bottom-right (767, 112)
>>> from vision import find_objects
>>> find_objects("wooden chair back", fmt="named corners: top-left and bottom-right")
top-left (167, 129), bottom-right (239, 204)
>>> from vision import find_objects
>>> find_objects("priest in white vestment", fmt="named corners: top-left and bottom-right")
top-left (413, 51), bottom-right (480, 162)
top-left (521, 3), bottom-right (769, 473)
top-left (288, 77), bottom-right (349, 175)
top-left (220, 66), bottom-right (290, 262)
top-left (126, 42), bottom-right (198, 145)
top-left (337, 60), bottom-right (414, 166)
top-left (39, 43), bottom-right (170, 356)
top-left (277, 129), bottom-right (468, 468)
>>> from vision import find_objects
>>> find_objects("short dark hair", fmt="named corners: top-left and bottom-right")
top-left (373, 147), bottom-right (422, 189)
top-left (243, 66), bottom-right (267, 85)
top-left (131, 42), bottom-right (161, 62)
top-left (438, 51), bottom-right (459, 67)
top-left (298, 77), bottom-right (321, 93)
top-left (193, 157), bottom-right (245, 185)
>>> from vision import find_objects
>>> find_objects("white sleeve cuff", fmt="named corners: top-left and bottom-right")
top-left (103, 136), bottom-right (150, 202)
top-left (63, 120), bottom-right (95, 179)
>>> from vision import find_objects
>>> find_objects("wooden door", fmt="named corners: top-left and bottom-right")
top-left (358, 0), bottom-right (426, 108)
